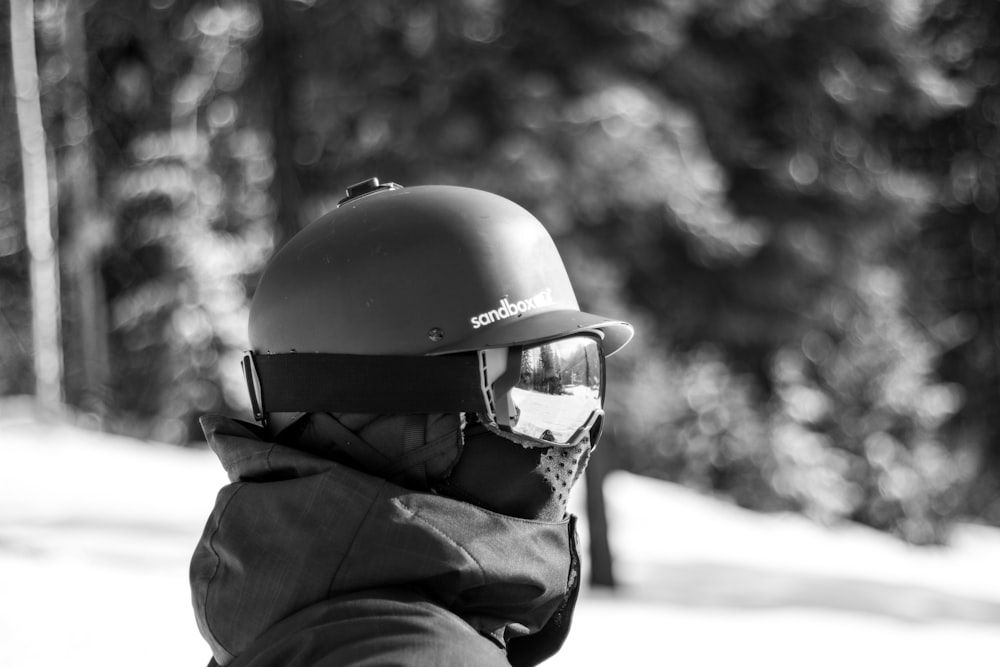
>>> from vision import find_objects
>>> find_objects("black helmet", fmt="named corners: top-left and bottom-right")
top-left (242, 178), bottom-right (633, 429)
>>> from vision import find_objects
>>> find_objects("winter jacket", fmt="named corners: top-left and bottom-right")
top-left (190, 415), bottom-right (581, 667)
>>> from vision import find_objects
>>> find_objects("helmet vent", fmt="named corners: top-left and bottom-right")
top-left (338, 177), bottom-right (403, 205)
top-left (427, 327), bottom-right (445, 342)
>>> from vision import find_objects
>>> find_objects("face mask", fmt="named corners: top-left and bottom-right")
top-left (434, 419), bottom-right (592, 522)
top-left (277, 411), bottom-right (591, 521)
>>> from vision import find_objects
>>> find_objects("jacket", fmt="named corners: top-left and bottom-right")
top-left (190, 415), bottom-right (581, 666)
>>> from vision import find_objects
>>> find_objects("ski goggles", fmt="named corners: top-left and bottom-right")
top-left (242, 334), bottom-right (605, 449)
top-left (484, 334), bottom-right (606, 448)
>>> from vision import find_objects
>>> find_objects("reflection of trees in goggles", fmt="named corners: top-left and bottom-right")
top-left (495, 335), bottom-right (605, 445)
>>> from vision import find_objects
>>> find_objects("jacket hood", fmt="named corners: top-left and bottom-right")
top-left (191, 415), bottom-right (578, 666)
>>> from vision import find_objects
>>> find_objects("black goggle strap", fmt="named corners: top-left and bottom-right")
top-left (242, 350), bottom-right (490, 424)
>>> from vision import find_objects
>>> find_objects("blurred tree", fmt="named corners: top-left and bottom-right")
top-left (0, 0), bottom-right (35, 398)
top-left (4, 0), bottom-right (998, 548)
top-left (252, 0), bottom-right (304, 244)
top-left (74, 0), bottom-right (272, 441)
top-left (536, 0), bottom-right (987, 543)
top-left (10, 0), bottom-right (63, 413)
top-left (52, 0), bottom-right (112, 420)
top-left (887, 0), bottom-right (1000, 524)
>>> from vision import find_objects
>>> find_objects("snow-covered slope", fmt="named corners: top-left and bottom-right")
top-left (557, 474), bottom-right (1000, 666)
top-left (2, 416), bottom-right (998, 666)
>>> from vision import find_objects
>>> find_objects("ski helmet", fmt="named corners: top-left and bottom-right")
top-left (242, 178), bottom-right (633, 424)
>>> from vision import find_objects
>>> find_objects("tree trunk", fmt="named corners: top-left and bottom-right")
top-left (61, 0), bottom-right (111, 421)
top-left (11, 0), bottom-right (63, 414)
top-left (259, 1), bottom-right (303, 246)
top-left (585, 433), bottom-right (617, 588)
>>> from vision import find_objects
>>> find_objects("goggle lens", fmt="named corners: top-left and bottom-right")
top-left (502, 335), bottom-right (604, 446)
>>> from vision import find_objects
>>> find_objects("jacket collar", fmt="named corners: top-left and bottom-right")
top-left (192, 414), bottom-right (578, 665)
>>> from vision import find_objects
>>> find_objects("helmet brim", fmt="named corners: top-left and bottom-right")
top-left (429, 309), bottom-right (634, 357)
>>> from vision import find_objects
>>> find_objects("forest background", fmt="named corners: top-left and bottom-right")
top-left (2, 0), bottom-right (999, 555)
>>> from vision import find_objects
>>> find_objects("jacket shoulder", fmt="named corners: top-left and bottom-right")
top-left (228, 588), bottom-right (512, 667)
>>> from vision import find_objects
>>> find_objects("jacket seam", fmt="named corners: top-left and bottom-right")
top-left (325, 480), bottom-right (391, 595)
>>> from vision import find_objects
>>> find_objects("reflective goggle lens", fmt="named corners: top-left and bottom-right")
top-left (501, 335), bottom-right (604, 446)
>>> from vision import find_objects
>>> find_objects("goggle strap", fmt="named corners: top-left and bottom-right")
top-left (244, 351), bottom-right (488, 418)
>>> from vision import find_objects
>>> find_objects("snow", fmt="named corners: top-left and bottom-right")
top-left (555, 475), bottom-right (1000, 666)
top-left (2, 415), bottom-right (999, 666)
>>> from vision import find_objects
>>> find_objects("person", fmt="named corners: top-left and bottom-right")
top-left (190, 178), bottom-right (634, 667)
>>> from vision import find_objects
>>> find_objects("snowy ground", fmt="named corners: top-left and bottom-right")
top-left (2, 415), bottom-right (999, 666)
